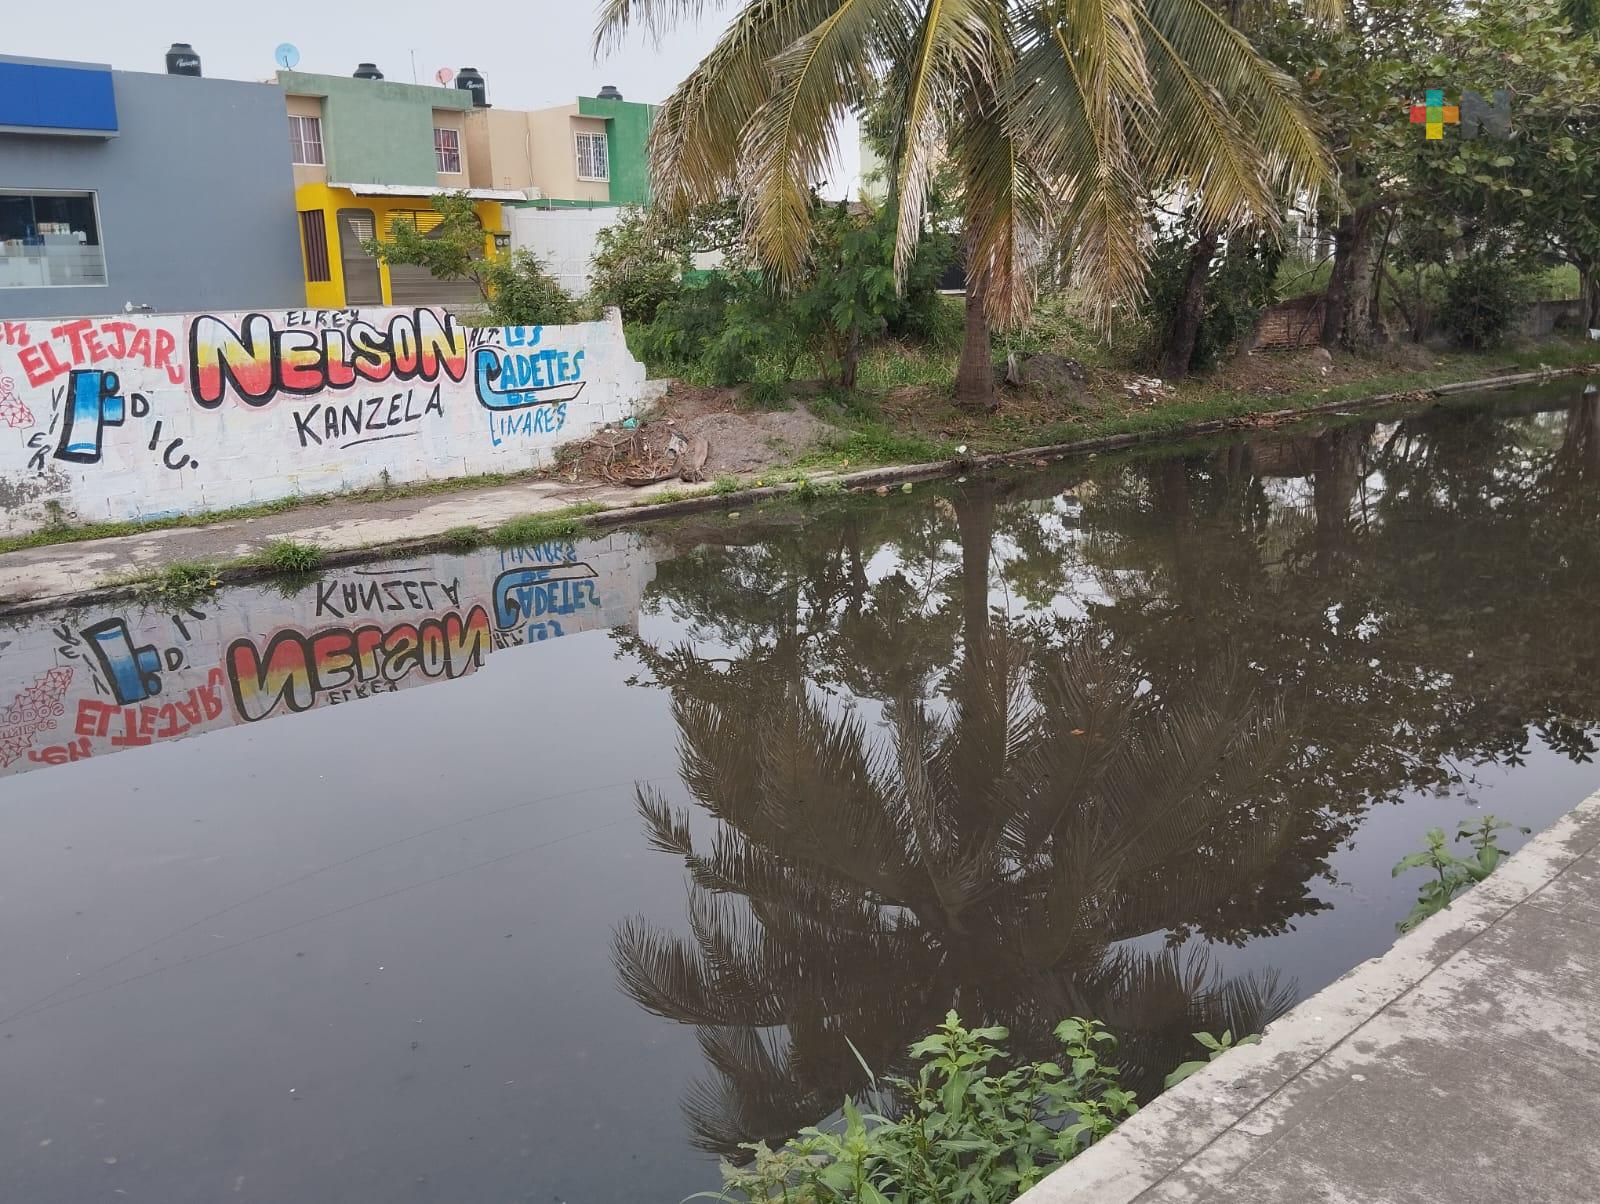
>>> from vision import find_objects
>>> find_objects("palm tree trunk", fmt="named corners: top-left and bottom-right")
top-left (1161, 228), bottom-right (1220, 380)
top-left (956, 281), bottom-right (996, 411)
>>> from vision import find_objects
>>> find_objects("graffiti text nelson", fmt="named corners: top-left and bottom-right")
top-left (190, 309), bottom-right (468, 408)
top-left (226, 607), bottom-right (493, 721)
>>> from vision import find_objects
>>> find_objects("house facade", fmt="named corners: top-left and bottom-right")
top-left (278, 68), bottom-right (521, 309)
top-left (462, 89), bottom-right (655, 208)
top-left (0, 54), bottom-right (303, 320)
top-left (461, 88), bottom-right (657, 292)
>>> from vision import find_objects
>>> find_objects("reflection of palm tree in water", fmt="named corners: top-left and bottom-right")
top-left (614, 484), bottom-right (1312, 1158)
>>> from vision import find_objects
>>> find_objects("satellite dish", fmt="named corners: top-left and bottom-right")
top-left (274, 43), bottom-right (301, 70)
top-left (435, 67), bottom-right (455, 85)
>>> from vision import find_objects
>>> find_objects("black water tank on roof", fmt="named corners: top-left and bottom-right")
top-left (353, 62), bottom-right (384, 80)
top-left (455, 67), bottom-right (488, 107)
top-left (596, 84), bottom-right (623, 101)
top-left (165, 43), bottom-right (202, 76)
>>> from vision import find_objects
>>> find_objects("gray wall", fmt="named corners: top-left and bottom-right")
top-left (0, 67), bottom-right (303, 319)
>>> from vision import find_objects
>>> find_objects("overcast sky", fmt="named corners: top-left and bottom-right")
top-left (6, 0), bottom-right (860, 198)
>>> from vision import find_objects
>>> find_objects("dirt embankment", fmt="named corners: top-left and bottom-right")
top-left (557, 384), bottom-right (838, 485)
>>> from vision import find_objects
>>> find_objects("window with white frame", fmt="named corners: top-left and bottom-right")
top-left (575, 131), bottom-right (609, 181)
top-left (289, 115), bottom-right (324, 165)
top-left (434, 127), bottom-right (462, 175)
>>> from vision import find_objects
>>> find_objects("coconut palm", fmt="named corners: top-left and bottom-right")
top-left (595, 0), bottom-right (1332, 408)
top-left (611, 481), bottom-right (1325, 1155)
top-left (614, 626), bottom-right (1313, 1156)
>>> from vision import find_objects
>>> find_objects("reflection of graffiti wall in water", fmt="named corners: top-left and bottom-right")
top-left (0, 308), bottom-right (646, 534)
top-left (0, 533), bottom-right (656, 779)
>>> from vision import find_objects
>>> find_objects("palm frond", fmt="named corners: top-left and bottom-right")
top-left (593, 0), bottom-right (720, 54)
top-left (1134, 7), bottom-right (1272, 229)
top-left (887, 0), bottom-right (1005, 282)
top-left (646, 0), bottom-right (846, 219)
top-left (950, 96), bottom-right (1049, 326)
top-left (745, 0), bottom-right (887, 281)
top-left (1142, 0), bottom-right (1331, 212)
top-left (1008, 0), bottom-right (1151, 315)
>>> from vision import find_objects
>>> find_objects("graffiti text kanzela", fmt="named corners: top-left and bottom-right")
top-left (189, 309), bottom-right (469, 408)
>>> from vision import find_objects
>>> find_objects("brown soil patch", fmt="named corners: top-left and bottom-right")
top-left (1209, 343), bottom-right (1439, 397)
top-left (556, 381), bottom-right (837, 485)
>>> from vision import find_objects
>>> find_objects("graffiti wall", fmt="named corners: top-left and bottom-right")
top-left (0, 533), bottom-right (656, 780)
top-left (0, 307), bottom-right (647, 534)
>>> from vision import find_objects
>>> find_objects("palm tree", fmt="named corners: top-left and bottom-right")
top-left (614, 628), bottom-right (1313, 1156)
top-left (609, 484), bottom-right (1333, 1155)
top-left (595, 0), bottom-right (1331, 409)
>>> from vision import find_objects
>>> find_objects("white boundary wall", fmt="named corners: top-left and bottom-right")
top-left (507, 207), bottom-right (626, 295)
top-left (0, 306), bottom-right (647, 535)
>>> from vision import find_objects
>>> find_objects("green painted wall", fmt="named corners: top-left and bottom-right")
top-left (279, 71), bottom-right (472, 187)
top-left (577, 95), bottom-right (655, 206)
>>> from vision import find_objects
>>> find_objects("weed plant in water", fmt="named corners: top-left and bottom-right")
top-left (1392, 815), bottom-right (1528, 931)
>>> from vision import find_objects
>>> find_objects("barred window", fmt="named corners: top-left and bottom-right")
top-left (434, 127), bottom-right (461, 175)
top-left (289, 115), bottom-right (324, 165)
top-left (575, 131), bottom-right (609, 181)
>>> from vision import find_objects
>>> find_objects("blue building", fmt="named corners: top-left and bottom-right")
top-left (0, 52), bottom-right (303, 319)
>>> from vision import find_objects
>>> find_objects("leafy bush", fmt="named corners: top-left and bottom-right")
top-left (633, 273), bottom-right (797, 385)
top-left (1438, 253), bottom-right (1534, 350)
top-left (633, 199), bottom-right (955, 389)
top-left (885, 226), bottom-right (957, 346)
top-left (713, 1012), bottom-right (1137, 1203)
top-left (1392, 814), bottom-right (1528, 932)
top-left (1139, 223), bottom-right (1282, 374)
top-left (363, 192), bottom-right (578, 326)
top-left (588, 207), bottom-right (691, 322)
top-left (477, 250), bottom-right (580, 326)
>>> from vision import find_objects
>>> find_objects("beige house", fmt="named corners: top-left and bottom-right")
top-left (464, 105), bottom-right (610, 203)
top-left (463, 91), bottom-right (655, 209)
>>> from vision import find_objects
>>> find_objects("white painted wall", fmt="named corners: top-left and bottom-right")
top-left (507, 206), bottom-right (627, 294)
top-left (0, 532), bottom-right (657, 779)
top-left (0, 306), bottom-right (649, 535)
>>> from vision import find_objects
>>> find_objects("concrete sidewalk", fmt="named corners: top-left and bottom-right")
top-left (1021, 789), bottom-right (1600, 1204)
top-left (0, 473), bottom-right (661, 610)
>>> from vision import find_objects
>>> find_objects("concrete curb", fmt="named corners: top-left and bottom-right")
top-left (1015, 787), bottom-right (1600, 1203)
top-left (1, 362), bottom-right (1594, 619)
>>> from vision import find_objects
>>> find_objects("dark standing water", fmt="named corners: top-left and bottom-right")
top-left (4, 382), bottom-right (1600, 1203)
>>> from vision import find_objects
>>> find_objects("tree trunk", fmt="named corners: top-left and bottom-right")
top-left (1312, 425), bottom-right (1363, 576)
top-left (1160, 228), bottom-right (1220, 381)
top-left (955, 281), bottom-right (996, 411)
top-left (1581, 266), bottom-right (1600, 330)
top-left (950, 485), bottom-right (1005, 818)
top-left (1321, 207), bottom-right (1380, 350)
top-left (1367, 211), bottom-right (1397, 334)
top-left (840, 325), bottom-right (860, 391)
top-left (1564, 391), bottom-right (1600, 482)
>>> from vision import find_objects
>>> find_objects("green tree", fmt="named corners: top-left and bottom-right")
top-left (1261, 0), bottom-right (1453, 350)
top-left (596, 0), bottom-right (1329, 410)
top-left (1150, 0), bottom-right (1342, 381)
top-left (363, 192), bottom-right (577, 325)
top-left (1410, 0), bottom-right (1600, 330)
top-left (588, 206), bottom-right (692, 322)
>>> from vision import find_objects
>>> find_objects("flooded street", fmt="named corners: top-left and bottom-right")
top-left (4, 381), bottom-right (1600, 1203)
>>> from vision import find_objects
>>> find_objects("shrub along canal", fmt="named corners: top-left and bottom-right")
top-left (3, 377), bottom-right (1599, 1202)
